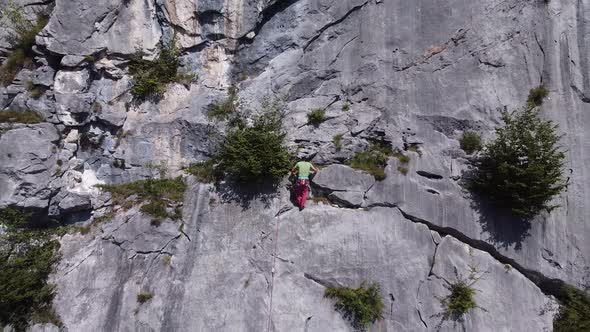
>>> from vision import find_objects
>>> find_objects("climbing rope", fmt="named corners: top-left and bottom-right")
top-left (266, 215), bottom-right (281, 332)
top-left (266, 205), bottom-right (292, 332)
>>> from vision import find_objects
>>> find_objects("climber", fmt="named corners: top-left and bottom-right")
top-left (290, 159), bottom-right (319, 210)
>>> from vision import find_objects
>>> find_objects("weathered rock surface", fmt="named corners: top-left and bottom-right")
top-left (50, 181), bottom-right (557, 331)
top-left (0, 123), bottom-right (60, 209)
top-left (1, 0), bottom-right (589, 330)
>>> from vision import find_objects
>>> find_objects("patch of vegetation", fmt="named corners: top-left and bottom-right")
top-left (25, 80), bottom-right (46, 99)
top-left (207, 86), bottom-right (238, 121)
top-left (162, 255), bottom-right (172, 266)
top-left (471, 108), bottom-right (566, 217)
top-left (0, 207), bottom-right (62, 331)
top-left (442, 281), bottom-right (477, 318)
top-left (332, 133), bottom-right (344, 151)
top-left (136, 292), bottom-right (153, 304)
top-left (407, 145), bottom-right (422, 157)
top-left (185, 159), bottom-right (218, 183)
top-left (140, 201), bottom-right (168, 225)
top-left (311, 196), bottom-right (330, 204)
top-left (97, 177), bottom-right (186, 222)
top-left (0, 4), bottom-right (49, 86)
top-left (348, 142), bottom-right (392, 181)
top-left (393, 151), bottom-right (410, 164)
top-left (128, 39), bottom-right (195, 100)
top-left (0, 110), bottom-right (44, 124)
top-left (324, 282), bottom-right (384, 330)
top-left (217, 100), bottom-right (291, 182)
top-left (553, 285), bottom-right (590, 332)
top-left (397, 166), bottom-right (408, 175)
top-left (342, 103), bottom-right (350, 112)
top-left (527, 84), bottom-right (549, 108)
top-left (307, 108), bottom-right (326, 126)
top-left (459, 131), bottom-right (482, 154)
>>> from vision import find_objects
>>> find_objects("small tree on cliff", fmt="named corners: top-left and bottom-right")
top-left (471, 107), bottom-right (566, 218)
top-left (217, 99), bottom-right (291, 182)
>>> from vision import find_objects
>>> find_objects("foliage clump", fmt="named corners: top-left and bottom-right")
top-left (332, 133), bottom-right (343, 151)
top-left (97, 177), bottom-right (186, 223)
top-left (0, 208), bottom-right (62, 331)
top-left (471, 107), bottom-right (566, 217)
top-left (137, 292), bottom-right (153, 304)
top-left (128, 39), bottom-right (194, 100)
top-left (324, 282), bottom-right (384, 330)
top-left (0, 4), bottom-right (49, 86)
top-left (185, 159), bottom-right (218, 183)
top-left (348, 142), bottom-right (392, 181)
top-left (0, 110), bottom-right (43, 124)
top-left (527, 84), bottom-right (549, 108)
top-left (553, 285), bottom-right (590, 332)
top-left (217, 100), bottom-right (291, 183)
top-left (460, 131), bottom-right (482, 154)
top-left (442, 281), bottom-right (477, 318)
top-left (208, 86), bottom-right (238, 121)
top-left (307, 108), bottom-right (326, 126)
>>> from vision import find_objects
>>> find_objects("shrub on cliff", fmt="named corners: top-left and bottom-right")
top-left (217, 100), bottom-right (291, 182)
top-left (0, 4), bottom-right (49, 86)
top-left (553, 285), bottom-right (590, 332)
top-left (128, 39), bottom-right (195, 100)
top-left (471, 107), bottom-right (566, 217)
top-left (348, 142), bottom-right (393, 181)
top-left (0, 208), bottom-right (62, 330)
top-left (324, 282), bottom-right (384, 329)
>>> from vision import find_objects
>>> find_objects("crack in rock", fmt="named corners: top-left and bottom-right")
top-left (416, 170), bottom-right (444, 180)
top-left (303, 1), bottom-right (369, 51)
top-left (396, 207), bottom-right (569, 299)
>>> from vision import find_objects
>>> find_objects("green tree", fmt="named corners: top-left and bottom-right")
top-left (471, 108), bottom-right (566, 217)
top-left (217, 101), bottom-right (291, 182)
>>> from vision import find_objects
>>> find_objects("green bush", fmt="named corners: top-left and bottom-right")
top-left (97, 177), bottom-right (186, 221)
top-left (342, 103), bottom-right (350, 112)
top-left (0, 208), bottom-right (62, 331)
top-left (208, 86), bottom-right (238, 121)
top-left (527, 84), bottom-right (549, 108)
top-left (0, 110), bottom-right (44, 124)
top-left (137, 292), bottom-right (153, 304)
top-left (393, 151), bottom-right (410, 164)
top-left (217, 101), bottom-right (291, 182)
top-left (185, 159), bottom-right (218, 183)
top-left (307, 108), bottom-right (326, 126)
top-left (442, 281), bottom-right (477, 319)
top-left (348, 142), bottom-right (392, 181)
top-left (0, 4), bottom-right (48, 86)
top-left (460, 131), bottom-right (482, 154)
top-left (128, 39), bottom-right (194, 100)
top-left (471, 108), bottom-right (566, 217)
top-left (333, 133), bottom-right (343, 151)
top-left (554, 286), bottom-right (590, 332)
top-left (324, 282), bottom-right (384, 329)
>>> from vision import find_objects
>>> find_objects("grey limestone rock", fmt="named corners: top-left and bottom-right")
top-left (313, 164), bottom-right (374, 193)
top-left (58, 192), bottom-right (92, 213)
top-left (1, 0), bottom-right (589, 330)
top-left (0, 123), bottom-right (59, 209)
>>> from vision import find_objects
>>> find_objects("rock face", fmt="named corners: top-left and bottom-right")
top-left (1, 0), bottom-right (590, 330)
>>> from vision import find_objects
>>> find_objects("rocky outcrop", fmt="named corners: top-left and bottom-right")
top-left (50, 180), bottom-right (557, 331)
top-left (1, 0), bottom-right (589, 330)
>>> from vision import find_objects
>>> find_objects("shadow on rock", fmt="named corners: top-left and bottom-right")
top-left (217, 178), bottom-right (282, 210)
top-left (459, 167), bottom-right (532, 250)
top-left (468, 192), bottom-right (531, 251)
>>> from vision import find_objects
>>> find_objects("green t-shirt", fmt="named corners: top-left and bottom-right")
top-left (295, 161), bottom-right (313, 179)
